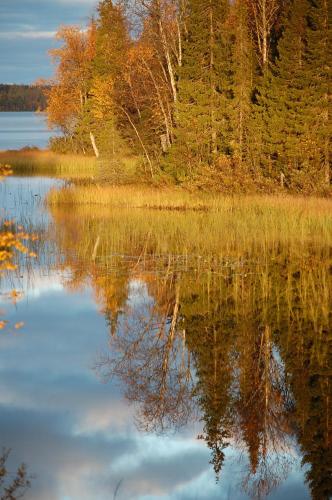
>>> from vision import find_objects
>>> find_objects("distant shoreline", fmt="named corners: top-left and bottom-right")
top-left (0, 83), bottom-right (47, 112)
top-left (0, 110), bottom-right (46, 113)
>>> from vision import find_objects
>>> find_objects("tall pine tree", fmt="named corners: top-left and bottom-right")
top-left (166, 0), bottom-right (231, 180)
top-left (229, 0), bottom-right (255, 165)
top-left (90, 0), bottom-right (130, 168)
top-left (305, 0), bottom-right (331, 185)
top-left (270, 0), bottom-right (310, 184)
top-left (256, 0), bottom-right (331, 190)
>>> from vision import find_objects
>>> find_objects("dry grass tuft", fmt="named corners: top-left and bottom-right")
top-left (0, 150), bottom-right (97, 179)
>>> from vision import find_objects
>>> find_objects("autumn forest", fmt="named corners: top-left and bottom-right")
top-left (44, 0), bottom-right (331, 194)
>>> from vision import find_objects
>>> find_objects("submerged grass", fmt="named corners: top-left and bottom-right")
top-left (47, 184), bottom-right (332, 250)
top-left (50, 201), bottom-right (332, 346)
top-left (0, 150), bottom-right (97, 179)
top-left (50, 198), bottom-right (332, 257)
top-left (47, 182), bottom-right (332, 212)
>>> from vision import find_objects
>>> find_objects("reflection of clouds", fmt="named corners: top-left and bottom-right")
top-left (0, 279), bottom-right (310, 499)
top-left (0, 371), bottom-right (134, 434)
top-left (0, 405), bottom-right (213, 500)
top-left (0, 285), bottom-right (214, 499)
top-left (0, 406), bottom-right (137, 500)
top-left (0, 268), bottom-right (65, 302)
top-left (110, 435), bottom-right (210, 497)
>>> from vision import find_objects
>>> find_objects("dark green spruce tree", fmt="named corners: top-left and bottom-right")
top-left (305, 0), bottom-right (331, 186)
top-left (166, 0), bottom-right (231, 181)
top-left (250, 0), bottom-right (307, 185)
top-left (256, 0), bottom-right (331, 190)
top-left (229, 0), bottom-right (255, 166)
top-left (271, 0), bottom-right (310, 185)
top-left (90, 0), bottom-right (130, 177)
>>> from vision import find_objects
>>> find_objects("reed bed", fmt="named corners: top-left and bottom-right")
top-left (47, 182), bottom-right (332, 212)
top-left (50, 202), bottom-right (331, 340)
top-left (48, 185), bottom-right (332, 250)
top-left (0, 150), bottom-right (97, 179)
top-left (50, 199), bottom-right (332, 262)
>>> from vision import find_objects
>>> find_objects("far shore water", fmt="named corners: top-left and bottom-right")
top-left (0, 111), bottom-right (56, 150)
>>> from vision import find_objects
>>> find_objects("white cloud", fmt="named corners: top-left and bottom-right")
top-left (0, 30), bottom-right (56, 40)
top-left (56, 0), bottom-right (96, 4)
top-left (0, 269), bottom-right (65, 303)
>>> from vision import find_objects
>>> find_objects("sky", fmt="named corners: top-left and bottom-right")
top-left (0, 0), bottom-right (98, 84)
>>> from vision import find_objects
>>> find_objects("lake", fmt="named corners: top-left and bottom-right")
top-left (0, 172), bottom-right (331, 495)
top-left (1, 177), bottom-right (331, 500)
top-left (0, 112), bottom-right (54, 150)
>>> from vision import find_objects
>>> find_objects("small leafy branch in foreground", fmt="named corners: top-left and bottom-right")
top-left (0, 448), bottom-right (32, 500)
top-left (0, 164), bottom-right (38, 331)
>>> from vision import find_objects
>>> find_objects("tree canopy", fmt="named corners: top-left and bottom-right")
top-left (45, 0), bottom-right (331, 193)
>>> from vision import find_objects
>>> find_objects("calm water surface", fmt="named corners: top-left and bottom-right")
top-left (0, 176), bottom-right (331, 500)
top-left (0, 112), bottom-right (54, 150)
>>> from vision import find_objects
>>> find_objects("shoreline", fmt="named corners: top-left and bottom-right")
top-left (1, 148), bottom-right (331, 199)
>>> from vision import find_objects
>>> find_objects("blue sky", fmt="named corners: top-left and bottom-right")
top-left (0, 0), bottom-right (98, 84)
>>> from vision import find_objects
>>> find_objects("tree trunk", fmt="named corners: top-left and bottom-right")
top-left (119, 106), bottom-right (154, 178)
top-left (90, 131), bottom-right (99, 158)
top-left (158, 19), bottom-right (177, 103)
top-left (209, 1), bottom-right (217, 156)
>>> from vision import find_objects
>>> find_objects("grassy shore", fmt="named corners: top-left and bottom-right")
top-left (48, 185), bottom-right (332, 250)
top-left (47, 182), bottom-right (332, 213)
top-left (0, 149), bottom-right (97, 179)
top-left (2, 149), bottom-right (332, 249)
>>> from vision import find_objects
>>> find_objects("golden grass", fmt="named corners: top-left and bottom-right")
top-left (50, 198), bottom-right (332, 347)
top-left (49, 189), bottom-right (332, 255)
top-left (0, 150), bottom-right (97, 179)
top-left (47, 184), bottom-right (332, 247)
top-left (47, 182), bottom-right (332, 213)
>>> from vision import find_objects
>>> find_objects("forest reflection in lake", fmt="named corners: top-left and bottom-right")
top-left (49, 202), bottom-right (331, 500)
top-left (0, 177), bottom-right (331, 499)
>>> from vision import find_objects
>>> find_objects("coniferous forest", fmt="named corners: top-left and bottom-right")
top-left (46, 0), bottom-right (331, 193)
top-left (0, 84), bottom-right (47, 112)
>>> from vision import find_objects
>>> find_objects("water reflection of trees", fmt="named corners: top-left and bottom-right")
top-left (51, 207), bottom-right (332, 499)
top-left (96, 278), bottom-right (195, 432)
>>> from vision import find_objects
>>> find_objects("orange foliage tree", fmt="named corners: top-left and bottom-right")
top-left (46, 22), bottom-right (96, 152)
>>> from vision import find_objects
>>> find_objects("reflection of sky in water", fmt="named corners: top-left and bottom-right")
top-left (0, 175), bottom-right (64, 225)
top-left (0, 177), bottom-right (310, 499)
top-left (0, 112), bottom-right (59, 150)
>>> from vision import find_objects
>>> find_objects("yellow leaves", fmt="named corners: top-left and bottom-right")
top-left (90, 75), bottom-right (115, 120)
top-left (0, 263), bottom-right (17, 272)
top-left (10, 290), bottom-right (23, 304)
top-left (0, 223), bottom-right (38, 271)
top-left (0, 250), bottom-right (13, 262)
top-left (128, 43), bottom-right (154, 65)
top-left (46, 85), bottom-right (80, 131)
top-left (46, 22), bottom-right (97, 131)
top-left (0, 164), bottom-right (13, 179)
top-left (0, 167), bottom-right (37, 334)
top-left (0, 321), bottom-right (24, 332)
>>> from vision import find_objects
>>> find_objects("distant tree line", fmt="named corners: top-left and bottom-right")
top-left (45, 0), bottom-right (331, 193)
top-left (0, 84), bottom-right (47, 112)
